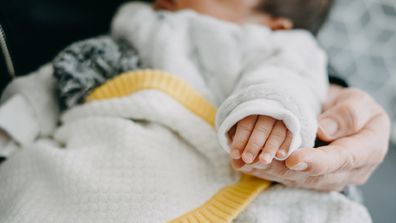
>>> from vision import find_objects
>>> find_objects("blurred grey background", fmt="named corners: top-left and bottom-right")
top-left (319, 0), bottom-right (396, 222)
top-left (319, 0), bottom-right (396, 142)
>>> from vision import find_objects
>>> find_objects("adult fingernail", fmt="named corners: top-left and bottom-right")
top-left (243, 152), bottom-right (254, 164)
top-left (290, 162), bottom-right (308, 171)
top-left (319, 118), bottom-right (338, 137)
top-left (230, 149), bottom-right (241, 159)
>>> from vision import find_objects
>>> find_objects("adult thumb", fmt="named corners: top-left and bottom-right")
top-left (317, 100), bottom-right (375, 142)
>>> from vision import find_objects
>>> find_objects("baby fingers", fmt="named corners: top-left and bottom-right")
top-left (231, 116), bottom-right (258, 159)
top-left (259, 121), bottom-right (288, 164)
top-left (276, 130), bottom-right (292, 159)
top-left (241, 116), bottom-right (276, 164)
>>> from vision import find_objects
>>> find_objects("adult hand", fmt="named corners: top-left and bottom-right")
top-left (233, 85), bottom-right (391, 191)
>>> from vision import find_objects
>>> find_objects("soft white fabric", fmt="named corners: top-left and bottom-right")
top-left (112, 3), bottom-right (329, 158)
top-left (0, 95), bottom-right (39, 146)
top-left (0, 64), bottom-right (59, 145)
top-left (0, 2), bottom-right (371, 223)
top-left (0, 90), bottom-right (371, 223)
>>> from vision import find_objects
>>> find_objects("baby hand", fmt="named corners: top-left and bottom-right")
top-left (228, 115), bottom-right (292, 165)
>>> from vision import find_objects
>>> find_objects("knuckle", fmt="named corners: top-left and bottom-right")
top-left (233, 139), bottom-right (247, 150)
top-left (265, 141), bottom-right (279, 151)
top-left (345, 152), bottom-right (358, 169)
top-left (338, 149), bottom-right (357, 170)
top-left (270, 130), bottom-right (286, 141)
top-left (255, 125), bottom-right (270, 135)
top-left (338, 104), bottom-right (359, 132)
top-left (310, 165), bottom-right (327, 176)
top-left (239, 123), bottom-right (254, 133)
top-left (307, 150), bottom-right (329, 176)
top-left (248, 140), bottom-right (263, 151)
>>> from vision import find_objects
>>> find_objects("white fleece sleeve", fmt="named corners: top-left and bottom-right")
top-left (0, 64), bottom-right (59, 151)
top-left (216, 30), bottom-right (329, 160)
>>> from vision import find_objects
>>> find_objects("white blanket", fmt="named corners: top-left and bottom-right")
top-left (0, 74), bottom-right (371, 222)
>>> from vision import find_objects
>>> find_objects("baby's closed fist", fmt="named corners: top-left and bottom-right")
top-left (228, 115), bottom-right (292, 165)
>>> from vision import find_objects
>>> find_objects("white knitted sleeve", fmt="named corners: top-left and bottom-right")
top-left (216, 30), bottom-right (329, 159)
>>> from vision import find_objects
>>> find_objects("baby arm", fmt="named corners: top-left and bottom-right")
top-left (216, 30), bottom-right (328, 164)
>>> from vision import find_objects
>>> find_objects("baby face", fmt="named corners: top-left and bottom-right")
top-left (154, 0), bottom-right (273, 25)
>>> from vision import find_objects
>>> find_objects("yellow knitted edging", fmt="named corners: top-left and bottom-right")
top-left (86, 70), bottom-right (216, 126)
top-left (85, 69), bottom-right (272, 223)
top-left (169, 175), bottom-right (271, 223)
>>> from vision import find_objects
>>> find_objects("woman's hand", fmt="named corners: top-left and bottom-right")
top-left (233, 85), bottom-right (391, 191)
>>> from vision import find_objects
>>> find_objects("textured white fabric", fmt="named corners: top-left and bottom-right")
top-left (0, 90), bottom-right (371, 223)
top-left (112, 3), bottom-right (329, 158)
top-left (0, 2), bottom-right (370, 223)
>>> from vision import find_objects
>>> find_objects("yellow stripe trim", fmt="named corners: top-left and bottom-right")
top-left (86, 70), bottom-right (216, 126)
top-left (85, 70), bottom-right (271, 223)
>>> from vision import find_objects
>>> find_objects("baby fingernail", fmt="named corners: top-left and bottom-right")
top-left (231, 149), bottom-right (241, 159)
top-left (290, 162), bottom-right (308, 171)
top-left (260, 153), bottom-right (273, 164)
top-left (277, 149), bottom-right (286, 158)
top-left (243, 152), bottom-right (254, 163)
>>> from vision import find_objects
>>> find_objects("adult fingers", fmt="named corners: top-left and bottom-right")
top-left (318, 89), bottom-right (381, 141)
top-left (287, 114), bottom-right (389, 176)
top-left (248, 161), bottom-right (310, 187)
top-left (302, 165), bottom-right (376, 191)
top-left (286, 143), bottom-right (364, 176)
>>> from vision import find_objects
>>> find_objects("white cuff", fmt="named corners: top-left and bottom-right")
top-left (0, 95), bottom-right (40, 146)
top-left (216, 99), bottom-right (302, 160)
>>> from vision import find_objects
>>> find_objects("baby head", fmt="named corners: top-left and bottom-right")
top-left (154, 0), bottom-right (332, 35)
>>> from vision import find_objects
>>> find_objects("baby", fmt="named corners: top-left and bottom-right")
top-left (1, 0), bottom-right (331, 167)
top-left (55, 0), bottom-right (330, 167)
top-left (151, 0), bottom-right (330, 168)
